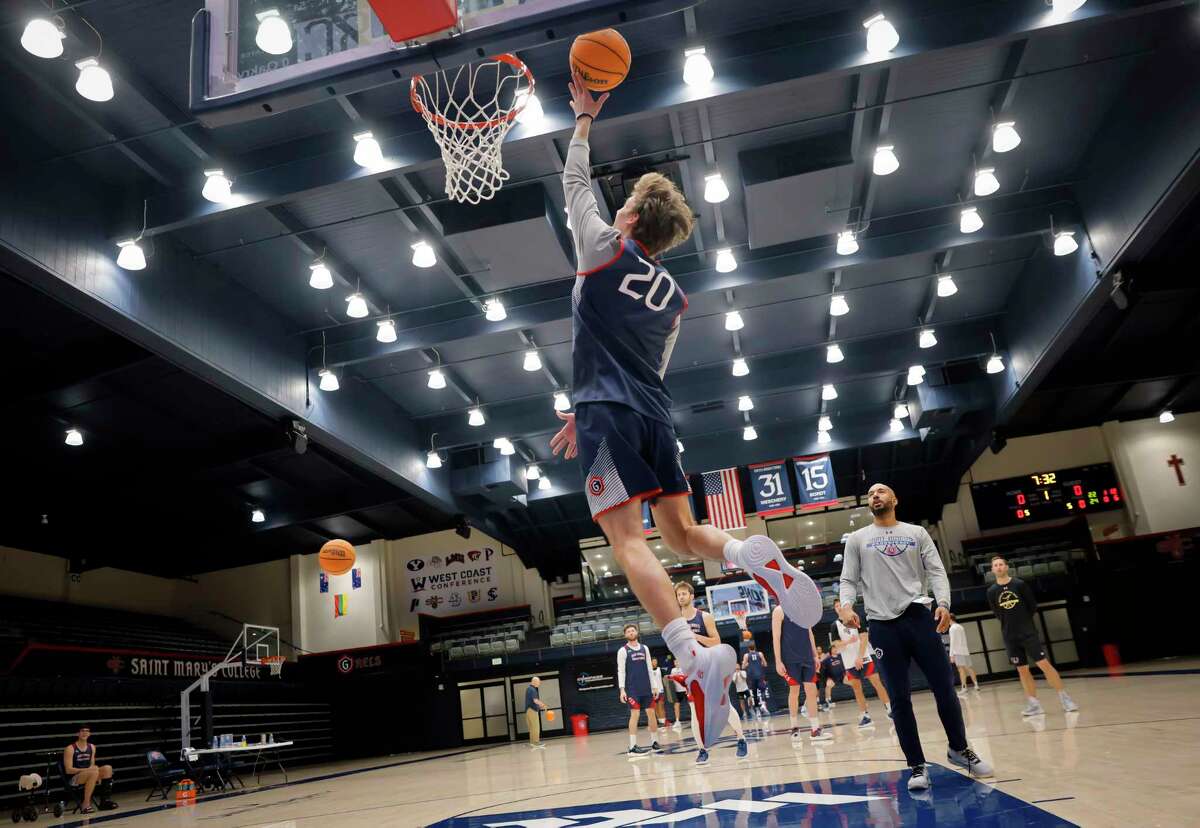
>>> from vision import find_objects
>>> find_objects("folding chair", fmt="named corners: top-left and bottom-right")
top-left (145, 750), bottom-right (185, 801)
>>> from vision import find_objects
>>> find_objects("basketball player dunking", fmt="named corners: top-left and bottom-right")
top-left (552, 71), bottom-right (824, 750)
top-left (669, 581), bottom-right (748, 763)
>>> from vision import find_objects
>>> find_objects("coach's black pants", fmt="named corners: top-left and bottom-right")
top-left (870, 602), bottom-right (967, 767)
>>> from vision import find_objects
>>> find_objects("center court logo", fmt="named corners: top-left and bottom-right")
top-left (865, 535), bottom-right (917, 557)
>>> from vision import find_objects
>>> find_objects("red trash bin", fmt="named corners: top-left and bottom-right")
top-left (570, 714), bottom-right (589, 736)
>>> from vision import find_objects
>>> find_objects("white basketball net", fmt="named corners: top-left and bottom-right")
top-left (410, 54), bottom-right (534, 205)
top-left (262, 656), bottom-right (285, 677)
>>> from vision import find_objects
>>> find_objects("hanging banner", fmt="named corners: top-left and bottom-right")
top-left (793, 454), bottom-right (839, 509)
top-left (748, 460), bottom-right (795, 517)
top-left (401, 547), bottom-right (502, 616)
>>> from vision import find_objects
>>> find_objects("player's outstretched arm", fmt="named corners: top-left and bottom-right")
top-left (564, 71), bottom-right (620, 272)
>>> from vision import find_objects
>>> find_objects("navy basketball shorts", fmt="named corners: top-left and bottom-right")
top-left (784, 662), bottom-right (818, 686)
top-left (627, 694), bottom-right (655, 710)
top-left (1006, 633), bottom-right (1047, 666)
top-left (576, 402), bottom-right (690, 519)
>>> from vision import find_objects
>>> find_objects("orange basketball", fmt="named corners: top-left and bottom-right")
top-left (570, 29), bottom-right (631, 91)
top-left (742, 630), bottom-right (753, 640)
top-left (318, 539), bottom-right (356, 575)
top-left (545, 710), bottom-right (555, 721)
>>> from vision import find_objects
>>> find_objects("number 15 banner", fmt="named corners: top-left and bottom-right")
top-left (748, 461), bottom-right (795, 517)
top-left (793, 454), bottom-right (839, 509)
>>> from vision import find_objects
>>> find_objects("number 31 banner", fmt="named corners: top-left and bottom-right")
top-left (793, 454), bottom-right (839, 509)
top-left (748, 461), bottom-right (794, 517)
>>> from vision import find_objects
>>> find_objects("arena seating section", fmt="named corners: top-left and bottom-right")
top-left (429, 618), bottom-right (528, 659)
top-left (0, 599), bottom-right (333, 810)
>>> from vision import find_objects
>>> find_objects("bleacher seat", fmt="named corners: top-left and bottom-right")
top-left (639, 621), bottom-right (653, 634)
top-left (1049, 560), bottom-right (1068, 575)
top-left (549, 633), bottom-right (566, 647)
top-left (579, 629), bottom-right (595, 643)
top-left (463, 644), bottom-right (477, 657)
top-left (449, 646), bottom-right (464, 659)
top-left (505, 639), bottom-right (518, 652)
top-left (1032, 562), bottom-right (1050, 576)
top-left (984, 571), bottom-right (997, 584)
top-left (1016, 565), bottom-right (1035, 578)
top-left (568, 631), bottom-right (581, 645)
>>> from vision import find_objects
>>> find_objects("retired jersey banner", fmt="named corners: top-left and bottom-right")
top-left (793, 454), bottom-right (838, 509)
top-left (401, 547), bottom-right (501, 616)
top-left (748, 460), bottom-right (794, 517)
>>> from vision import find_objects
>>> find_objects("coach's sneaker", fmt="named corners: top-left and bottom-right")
top-left (907, 764), bottom-right (930, 791)
top-left (1059, 691), bottom-right (1079, 713)
top-left (736, 739), bottom-right (748, 759)
top-left (731, 536), bottom-right (824, 627)
top-left (810, 727), bottom-right (833, 743)
top-left (885, 703), bottom-right (893, 719)
top-left (1021, 699), bottom-right (1045, 717)
top-left (685, 643), bottom-right (738, 748)
top-left (858, 713), bottom-right (873, 728)
top-left (695, 748), bottom-right (710, 765)
top-left (947, 746), bottom-right (993, 778)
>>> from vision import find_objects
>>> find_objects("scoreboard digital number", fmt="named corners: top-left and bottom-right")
top-left (970, 463), bottom-right (1124, 531)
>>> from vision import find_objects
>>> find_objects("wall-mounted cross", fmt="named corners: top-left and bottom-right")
top-left (1167, 454), bottom-right (1186, 486)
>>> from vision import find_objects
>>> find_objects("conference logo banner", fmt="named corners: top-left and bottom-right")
top-left (748, 460), bottom-right (794, 517)
top-left (403, 547), bottom-right (501, 616)
top-left (793, 454), bottom-right (838, 509)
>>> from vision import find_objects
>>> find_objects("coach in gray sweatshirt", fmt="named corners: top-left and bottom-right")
top-left (837, 483), bottom-right (993, 791)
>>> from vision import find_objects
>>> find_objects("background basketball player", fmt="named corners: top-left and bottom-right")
top-left (948, 614), bottom-right (981, 695)
top-left (771, 605), bottom-right (830, 744)
top-left (833, 598), bottom-right (892, 727)
top-left (551, 71), bottom-right (823, 748)
top-left (741, 642), bottom-right (770, 716)
top-left (617, 623), bottom-right (660, 756)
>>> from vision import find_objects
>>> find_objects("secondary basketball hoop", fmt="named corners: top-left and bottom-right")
top-left (410, 53), bottom-right (535, 204)
top-left (261, 655), bottom-right (286, 677)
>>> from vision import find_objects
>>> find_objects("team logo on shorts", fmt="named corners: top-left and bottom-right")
top-left (1010, 655), bottom-right (1022, 665)
top-left (873, 647), bottom-right (883, 660)
top-left (588, 475), bottom-right (606, 497)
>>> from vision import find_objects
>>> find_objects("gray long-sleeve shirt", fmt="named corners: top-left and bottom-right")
top-left (564, 137), bottom-right (622, 272)
top-left (838, 521), bottom-right (950, 621)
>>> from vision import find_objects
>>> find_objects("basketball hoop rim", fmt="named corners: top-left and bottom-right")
top-left (409, 53), bottom-right (535, 130)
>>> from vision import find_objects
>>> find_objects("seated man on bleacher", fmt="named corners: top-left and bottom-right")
top-left (63, 726), bottom-right (117, 813)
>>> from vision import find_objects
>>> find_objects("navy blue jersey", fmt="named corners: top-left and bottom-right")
top-left (745, 651), bottom-right (766, 680)
top-left (821, 653), bottom-right (845, 682)
top-left (619, 642), bottom-right (653, 696)
top-left (572, 239), bottom-right (687, 424)
top-left (71, 744), bottom-right (93, 769)
top-left (684, 609), bottom-right (708, 639)
top-left (780, 616), bottom-right (813, 668)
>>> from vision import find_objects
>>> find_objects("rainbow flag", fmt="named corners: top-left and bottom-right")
top-left (333, 594), bottom-right (348, 618)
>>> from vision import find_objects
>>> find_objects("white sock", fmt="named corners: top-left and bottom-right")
top-left (1028, 696), bottom-right (1040, 705)
top-left (723, 539), bottom-right (743, 568)
top-left (808, 717), bottom-right (821, 732)
top-left (629, 734), bottom-right (637, 749)
top-left (662, 618), bottom-right (699, 670)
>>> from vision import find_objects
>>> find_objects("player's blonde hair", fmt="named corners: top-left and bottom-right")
top-left (630, 173), bottom-right (694, 257)
top-left (673, 580), bottom-right (694, 596)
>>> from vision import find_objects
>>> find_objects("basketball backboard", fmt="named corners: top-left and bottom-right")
top-left (706, 581), bottom-right (771, 622)
top-left (189, 0), bottom-right (697, 125)
top-left (241, 623), bottom-right (281, 666)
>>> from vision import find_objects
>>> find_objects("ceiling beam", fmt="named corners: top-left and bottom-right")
top-left (136, 0), bottom-right (1172, 238)
top-left (324, 195), bottom-right (1070, 369)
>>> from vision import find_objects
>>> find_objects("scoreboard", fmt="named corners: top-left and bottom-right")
top-left (970, 463), bottom-right (1124, 531)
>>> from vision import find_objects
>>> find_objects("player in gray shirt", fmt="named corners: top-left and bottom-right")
top-left (838, 483), bottom-right (993, 791)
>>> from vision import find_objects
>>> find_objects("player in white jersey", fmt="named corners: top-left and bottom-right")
top-left (834, 599), bottom-right (892, 727)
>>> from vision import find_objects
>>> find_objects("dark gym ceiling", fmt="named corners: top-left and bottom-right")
top-left (0, 0), bottom-right (1197, 578)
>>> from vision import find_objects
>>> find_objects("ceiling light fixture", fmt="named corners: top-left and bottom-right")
top-left (64, 428), bottom-right (83, 447)
top-left (427, 368), bottom-right (446, 389)
top-left (251, 508), bottom-right (266, 523)
top-left (1054, 231), bottom-right (1079, 257)
top-left (523, 350), bottom-right (542, 372)
top-left (893, 402), bottom-right (910, 420)
top-left (918, 328), bottom-right (938, 349)
top-left (817, 430), bottom-right (832, 445)
top-left (426, 450), bottom-right (442, 469)
top-left (836, 230), bottom-right (859, 256)
top-left (309, 261), bottom-right (333, 290)
top-left (960, 207), bottom-right (984, 234)
top-left (538, 475), bottom-right (551, 490)
top-left (818, 415), bottom-right (833, 432)
top-left (468, 407), bottom-right (485, 427)
top-left (352, 130), bottom-right (385, 170)
top-left (974, 167), bottom-right (1000, 197)
top-left (873, 145), bottom-right (899, 176)
top-left (411, 240), bottom-right (437, 268)
top-left (1052, 0), bottom-right (1088, 16)
top-left (346, 291), bottom-right (368, 319)
top-left (1159, 409), bottom-right (1175, 424)
top-left (731, 357), bottom-right (749, 377)
top-left (201, 169), bottom-right (233, 204)
top-left (724, 310), bottom-right (744, 331)
top-left (936, 274), bottom-right (958, 297)
top-left (907, 364), bottom-right (926, 385)
top-left (715, 248), bottom-right (737, 273)
top-left (738, 395), bottom-right (754, 412)
top-left (255, 9), bottom-right (292, 55)
top-left (986, 354), bottom-right (1005, 374)
top-left (704, 172), bottom-right (730, 203)
top-left (515, 90), bottom-right (544, 128)
top-left (494, 437), bottom-right (515, 456)
top-left (484, 298), bottom-right (506, 322)
top-left (75, 57), bottom-right (114, 102)
top-left (992, 121), bottom-right (1021, 153)
top-left (826, 343), bottom-right (845, 363)
top-left (863, 13), bottom-right (900, 56)
top-left (677, 439), bottom-right (685, 454)
top-left (743, 425), bottom-right (758, 441)
top-left (526, 464), bottom-right (540, 480)
top-left (376, 318), bottom-right (397, 343)
top-left (318, 368), bottom-right (339, 392)
top-left (822, 384), bottom-right (838, 401)
top-left (21, 18), bottom-right (65, 58)
top-left (889, 417), bottom-right (904, 433)
top-left (554, 391), bottom-right (570, 412)
top-left (830, 294), bottom-right (850, 316)
top-left (116, 238), bottom-right (146, 271)
top-left (682, 47), bottom-right (714, 86)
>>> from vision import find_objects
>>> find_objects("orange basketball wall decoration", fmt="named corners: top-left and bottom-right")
top-left (318, 539), bottom-right (356, 575)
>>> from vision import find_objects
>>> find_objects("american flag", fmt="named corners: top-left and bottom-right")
top-left (703, 468), bottom-right (746, 531)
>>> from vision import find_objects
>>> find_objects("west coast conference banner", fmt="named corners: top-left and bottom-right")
top-left (401, 547), bottom-right (502, 616)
